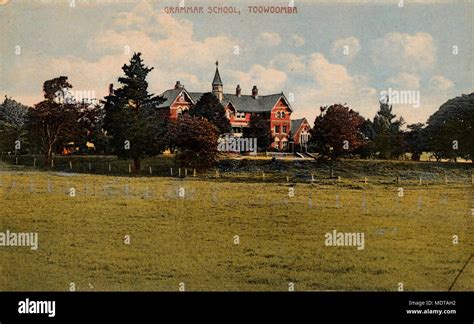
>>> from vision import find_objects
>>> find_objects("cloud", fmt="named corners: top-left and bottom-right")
top-left (429, 75), bottom-right (454, 91)
top-left (269, 53), bottom-right (306, 74)
top-left (61, 2), bottom-right (241, 96)
top-left (2, 2), bottom-right (242, 104)
top-left (331, 36), bottom-right (361, 62)
top-left (371, 32), bottom-right (436, 72)
top-left (287, 53), bottom-right (378, 122)
top-left (289, 34), bottom-right (305, 47)
top-left (387, 72), bottom-right (421, 89)
top-left (259, 32), bottom-right (282, 46)
top-left (228, 65), bottom-right (287, 94)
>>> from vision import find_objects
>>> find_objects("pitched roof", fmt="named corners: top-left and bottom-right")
top-left (189, 92), bottom-right (291, 113)
top-left (157, 88), bottom-right (195, 108)
top-left (158, 87), bottom-right (292, 113)
top-left (212, 67), bottom-right (223, 86)
top-left (291, 118), bottom-right (306, 135)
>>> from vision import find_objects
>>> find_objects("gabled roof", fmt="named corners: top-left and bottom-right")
top-left (158, 86), bottom-right (292, 113)
top-left (157, 88), bottom-right (195, 108)
top-left (291, 118), bottom-right (308, 135)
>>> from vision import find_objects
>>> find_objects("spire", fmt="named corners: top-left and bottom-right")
top-left (212, 60), bottom-right (223, 86)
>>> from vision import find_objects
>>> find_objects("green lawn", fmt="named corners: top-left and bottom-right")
top-left (0, 160), bottom-right (473, 291)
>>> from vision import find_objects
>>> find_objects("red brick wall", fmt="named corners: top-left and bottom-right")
top-left (293, 120), bottom-right (311, 145)
top-left (169, 92), bottom-right (193, 120)
top-left (270, 98), bottom-right (291, 149)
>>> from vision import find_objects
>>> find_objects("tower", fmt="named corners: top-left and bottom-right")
top-left (212, 61), bottom-right (223, 102)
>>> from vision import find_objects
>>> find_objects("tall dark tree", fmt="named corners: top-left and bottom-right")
top-left (355, 119), bottom-right (376, 159)
top-left (75, 101), bottom-right (107, 154)
top-left (87, 103), bottom-right (111, 155)
top-left (189, 92), bottom-right (231, 134)
top-left (372, 98), bottom-right (405, 159)
top-left (309, 104), bottom-right (366, 159)
top-left (242, 113), bottom-right (272, 151)
top-left (103, 53), bottom-right (167, 171)
top-left (425, 93), bottom-right (474, 162)
top-left (29, 76), bottom-right (85, 164)
top-left (405, 123), bottom-right (426, 161)
top-left (0, 96), bottom-right (30, 154)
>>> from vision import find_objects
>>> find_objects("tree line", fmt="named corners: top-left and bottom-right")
top-left (307, 94), bottom-right (473, 162)
top-left (1, 53), bottom-right (473, 171)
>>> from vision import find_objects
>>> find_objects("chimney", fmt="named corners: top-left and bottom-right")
top-left (236, 85), bottom-right (241, 97)
top-left (108, 84), bottom-right (114, 96)
top-left (252, 85), bottom-right (259, 98)
top-left (174, 81), bottom-right (184, 90)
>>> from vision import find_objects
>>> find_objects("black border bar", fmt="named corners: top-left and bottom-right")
top-left (0, 292), bottom-right (472, 323)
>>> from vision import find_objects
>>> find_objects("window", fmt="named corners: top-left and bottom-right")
top-left (274, 138), bottom-right (280, 149)
top-left (282, 126), bottom-right (287, 134)
top-left (300, 132), bottom-right (310, 144)
top-left (232, 127), bottom-right (242, 134)
top-left (236, 112), bottom-right (245, 119)
top-left (282, 140), bottom-right (288, 150)
top-left (274, 125), bottom-right (280, 133)
top-left (281, 112), bottom-right (286, 118)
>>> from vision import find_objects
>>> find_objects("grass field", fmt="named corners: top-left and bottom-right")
top-left (1, 158), bottom-right (473, 291)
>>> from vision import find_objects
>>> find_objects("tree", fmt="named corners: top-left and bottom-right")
top-left (0, 96), bottom-right (30, 154)
top-left (165, 115), bottom-right (219, 169)
top-left (242, 113), bottom-right (272, 151)
top-left (29, 76), bottom-right (85, 164)
top-left (355, 119), bottom-right (376, 159)
top-left (309, 104), bottom-right (366, 159)
top-left (87, 103), bottom-right (111, 155)
top-left (372, 98), bottom-right (405, 159)
top-left (425, 93), bottom-right (474, 162)
top-left (189, 92), bottom-right (231, 134)
top-left (103, 53), bottom-right (167, 171)
top-left (75, 101), bottom-right (108, 154)
top-left (405, 123), bottom-right (426, 161)
top-left (43, 76), bottom-right (72, 101)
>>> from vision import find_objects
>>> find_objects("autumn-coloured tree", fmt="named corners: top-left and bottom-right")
top-left (309, 104), bottom-right (366, 159)
top-left (166, 115), bottom-right (219, 169)
top-left (189, 92), bottom-right (231, 134)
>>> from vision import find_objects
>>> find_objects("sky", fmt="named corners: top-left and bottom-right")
top-left (0, 0), bottom-right (472, 125)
